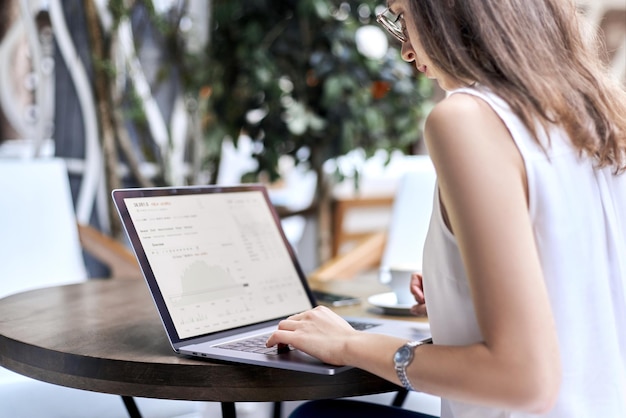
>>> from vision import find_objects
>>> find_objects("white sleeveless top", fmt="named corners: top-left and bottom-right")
top-left (422, 87), bottom-right (626, 418)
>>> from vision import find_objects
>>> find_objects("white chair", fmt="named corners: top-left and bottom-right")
top-left (311, 155), bottom-right (436, 281)
top-left (0, 158), bottom-right (87, 299)
top-left (380, 157), bottom-right (436, 274)
top-left (330, 152), bottom-right (427, 257)
top-left (0, 158), bottom-right (141, 295)
top-left (0, 158), bottom-right (200, 417)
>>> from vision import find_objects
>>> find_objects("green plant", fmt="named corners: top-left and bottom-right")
top-left (197, 0), bottom-right (433, 184)
top-left (92, 0), bottom-right (432, 188)
top-left (83, 0), bottom-right (433, 248)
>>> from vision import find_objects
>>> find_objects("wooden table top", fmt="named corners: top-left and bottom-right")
top-left (0, 277), bottom-right (426, 402)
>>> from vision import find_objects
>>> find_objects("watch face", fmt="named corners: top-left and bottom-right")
top-left (394, 345), bottom-right (412, 365)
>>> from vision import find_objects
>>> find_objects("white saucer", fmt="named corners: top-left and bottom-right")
top-left (367, 292), bottom-right (415, 316)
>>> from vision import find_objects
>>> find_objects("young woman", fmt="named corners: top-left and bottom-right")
top-left (267, 0), bottom-right (626, 417)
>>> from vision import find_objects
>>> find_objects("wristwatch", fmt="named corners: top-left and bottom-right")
top-left (393, 338), bottom-right (433, 391)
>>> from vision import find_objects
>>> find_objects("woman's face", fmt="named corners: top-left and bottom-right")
top-left (388, 0), bottom-right (463, 91)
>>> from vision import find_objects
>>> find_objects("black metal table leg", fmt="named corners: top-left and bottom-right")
top-left (221, 402), bottom-right (237, 418)
top-left (273, 401), bottom-right (282, 418)
top-left (392, 389), bottom-right (409, 407)
top-left (121, 396), bottom-right (142, 418)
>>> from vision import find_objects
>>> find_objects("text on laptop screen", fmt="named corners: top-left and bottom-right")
top-left (124, 190), bottom-right (311, 339)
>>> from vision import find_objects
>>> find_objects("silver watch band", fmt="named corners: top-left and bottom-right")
top-left (395, 338), bottom-right (432, 392)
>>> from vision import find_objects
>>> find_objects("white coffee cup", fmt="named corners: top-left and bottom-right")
top-left (382, 265), bottom-right (420, 306)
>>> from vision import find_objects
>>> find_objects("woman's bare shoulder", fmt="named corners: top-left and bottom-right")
top-left (424, 91), bottom-right (527, 221)
top-left (425, 92), bottom-right (501, 145)
top-left (424, 92), bottom-right (520, 168)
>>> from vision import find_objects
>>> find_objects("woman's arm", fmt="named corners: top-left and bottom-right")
top-left (267, 93), bottom-right (561, 413)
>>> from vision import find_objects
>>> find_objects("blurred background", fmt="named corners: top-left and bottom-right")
top-left (0, 0), bottom-right (438, 279)
top-left (0, 0), bottom-right (623, 275)
top-left (0, 0), bottom-right (623, 417)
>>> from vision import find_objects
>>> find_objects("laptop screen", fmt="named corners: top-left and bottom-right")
top-left (117, 186), bottom-right (313, 340)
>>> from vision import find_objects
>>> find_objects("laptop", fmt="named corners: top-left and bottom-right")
top-left (112, 184), bottom-right (430, 375)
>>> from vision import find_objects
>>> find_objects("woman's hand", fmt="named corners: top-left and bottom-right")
top-left (410, 272), bottom-right (428, 317)
top-left (266, 305), bottom-right (358, 366)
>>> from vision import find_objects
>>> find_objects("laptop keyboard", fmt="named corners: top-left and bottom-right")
top-left (217, 334), bottom-right (283, 355)
top-left (216, 320), bottom-right (380, 355)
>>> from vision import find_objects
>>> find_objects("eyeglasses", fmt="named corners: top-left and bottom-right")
top-left (376, 7), bottom-right (408, 43)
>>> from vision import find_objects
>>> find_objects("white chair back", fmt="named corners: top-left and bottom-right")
top-left (380, 157), bottom-right (436, 274)
top-left (0, 158), bottom-right (87, 299)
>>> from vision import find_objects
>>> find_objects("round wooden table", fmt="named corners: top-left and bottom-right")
top-left (0, 279), bottom-right (407, 416)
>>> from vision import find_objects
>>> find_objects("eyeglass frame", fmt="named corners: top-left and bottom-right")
top-left (376, 7), bottom-right (408, 43)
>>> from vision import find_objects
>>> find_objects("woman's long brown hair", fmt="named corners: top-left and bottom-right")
top-left (408, 0), bottom-right (626, 173)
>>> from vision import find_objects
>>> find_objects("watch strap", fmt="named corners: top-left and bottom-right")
top-left (395, 338), bottom-right (432, 391)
